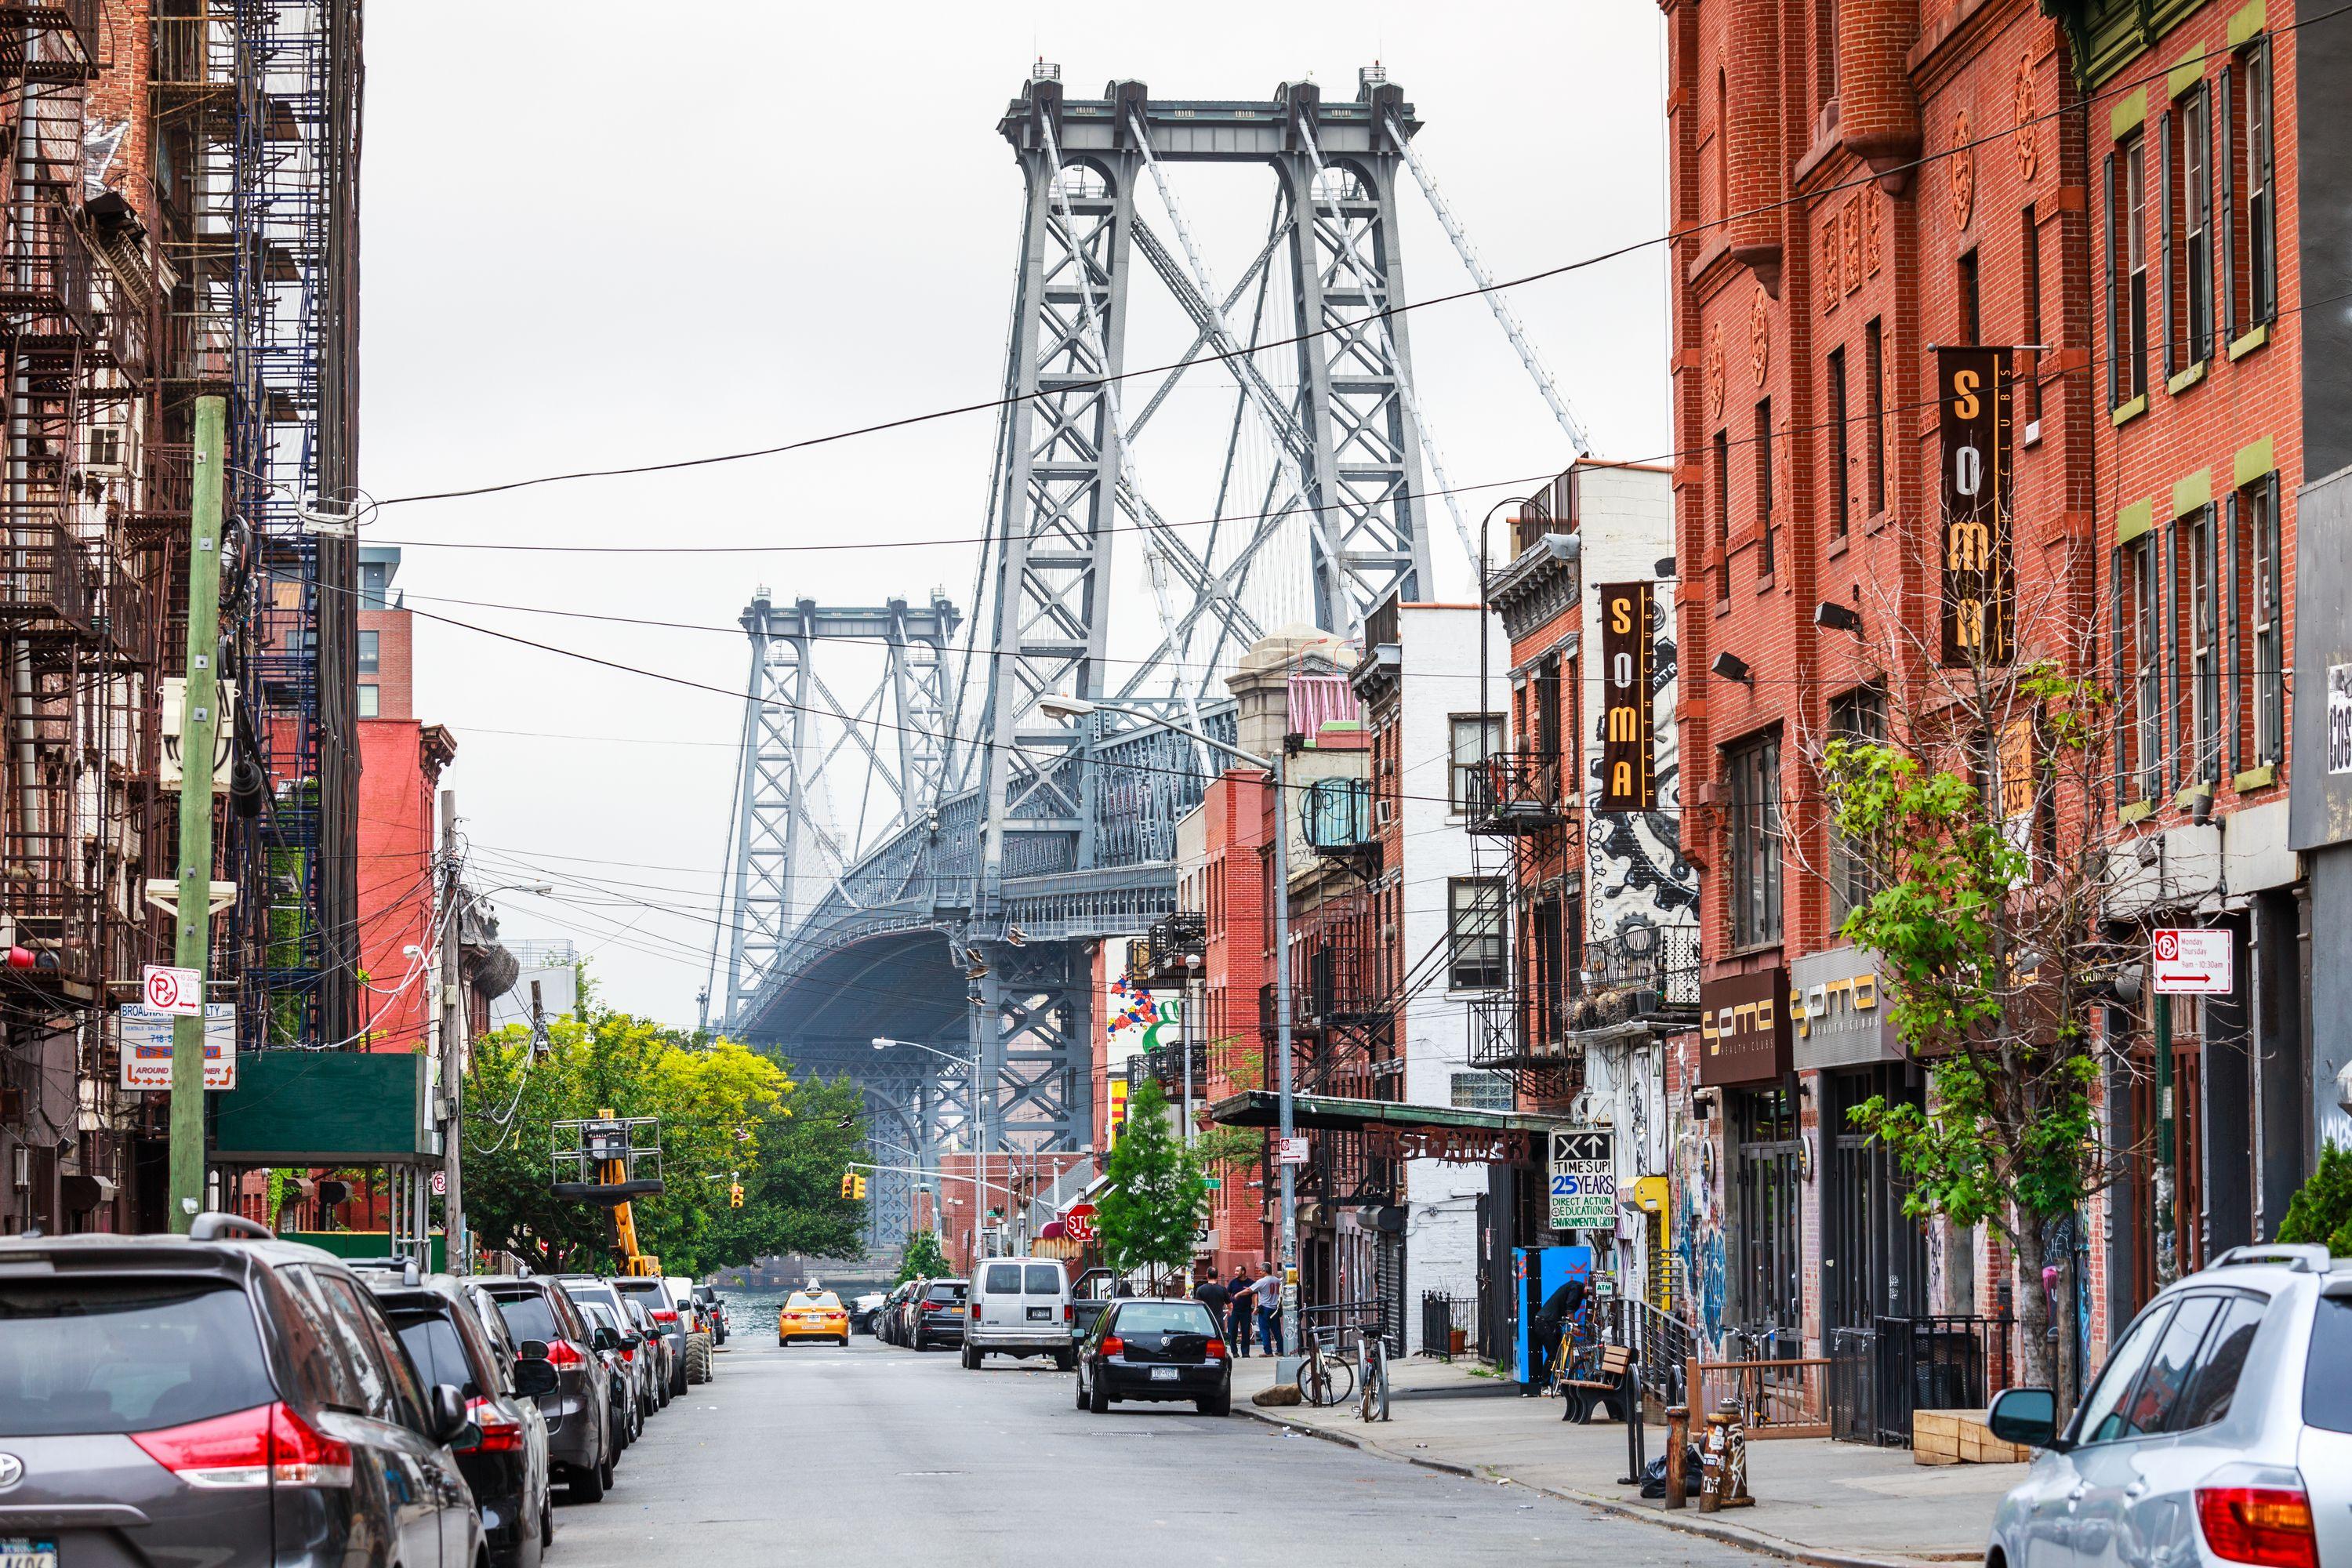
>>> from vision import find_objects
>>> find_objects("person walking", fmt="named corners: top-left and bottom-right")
top-left (1225, 1267), bottom-right (1253, 1356)
top-left (1192, 1267), bottom-right (1231, 1331)
top-left (1250, 1265), bottom-right (1283, 1356)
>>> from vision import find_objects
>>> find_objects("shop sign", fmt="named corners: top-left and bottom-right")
top-left (1698, 967), bottom-right (1792, 1086)
top-left (1936, 346), bottom-right (2016, 666)
top-left (1597, 582), bottom-right (1657, 811)
top-left (1791, 946), bottom-right (1899, 1069)
top-left (1366, 1125), bottom-right (1523, 1166)
top-left (1548, 1127), bottom-right (1614, 1230)
top-left (118, 1004), bottom-right (236, 1090)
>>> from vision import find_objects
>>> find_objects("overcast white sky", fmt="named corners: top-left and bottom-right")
top-left (359, 1), bottom-right (1672, 1029)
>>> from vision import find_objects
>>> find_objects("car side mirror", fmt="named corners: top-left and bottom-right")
top-left (517, 1338), bottom-right (550, 1362)
top-left (429, 1383), bottom-right (473, 1446)
top-left (512, 1357), bottom-right (559, 1399)
top-left (1986, 1387), bottom-right (2063, 1450)
top-left (592, 1327), bottom-right (619, 1352)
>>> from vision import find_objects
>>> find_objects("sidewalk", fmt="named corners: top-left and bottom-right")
top-left (1227, 1354), bottom-right (2019, 1568)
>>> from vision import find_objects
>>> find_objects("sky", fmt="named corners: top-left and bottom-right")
top-left (358, 1), bottom-right (1674, 1029)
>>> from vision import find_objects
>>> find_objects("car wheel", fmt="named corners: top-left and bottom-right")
top-left (1088, 1374), bottom-right (1111, 1414)
top-left (1054, 1348), bottom-right (1076, 1372)
top-left (571, 1462), bottom-right (605, 1504)
top-left (1074, 1372), bottom-right (1090, 1410)
top-left (543, 1501), bottom-right (555, 1552)
top-left (599, 1455), bottom-right (615, 1492)
top-left (670, 1359), bottom-right (688, 1398)
top-left (961, 1343), bottom-right (978, 1370)
top-left (1197, 1392), bottom-right (1232, 1417)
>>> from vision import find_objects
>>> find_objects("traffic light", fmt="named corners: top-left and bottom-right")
top-left (728, 1182), bottom-right (744, 1209)
top-left (839, 1171), bottom-right (855, 1200)
top-left (852, 1174), bottom-right (868, 1201)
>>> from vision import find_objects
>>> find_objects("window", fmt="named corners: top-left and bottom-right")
top-left (1449, 714), bottom-right (1502, 812)
top-left (1450, 1071), bottom-right (1514, 1112)
top-left (1754, 398), bottom-right (1775, 578)
top-left (358, 683), bottom-right (379, 719)
top-left (982, 1263), bottom-right (1022, 1294)
top-left (1957, 249), bottom-right (1981, 343)
top-left (2173, 1294), bottom-right (2266, 1429)
top-left (1714, 429), bottom-right (1732, 594)
top-left (2240, 39), bottom-right (2276, 328)
top-left (1816, 0), bottom-right (1837, 106)
top-left (1827, 347), bottom-right (1850, 539)
top-left (1726, 732), bottom-right (1783, 948)
top-left (2076, 1303), bottom-right (2172, 1443)
top-left (358, 629), bottom-right (379, 673)
top-left (359, 560), bottom-right (390, 610)
top-left (1864, 319), bottom-right (1886, 514)
top-left (85, 425), bottom-right (122, 469)
top-left (1109, 1301), bottom-right (1220, 1336)
top-left (2165, 85), bottom-right (2215, 373)
top-left (1023, 1264), bottom-right (1062, 1295)
top-left (1714, 70), bottom-right (1729, 229)
top-left (1827, 686), bottom-right (1885, 924)
top-left (2123, 535), bottom-right (2161, 802)
top-left (1446, 878), bottom-right (1506, 991)
top-left (2114, 1294), bottom-right (2223, 1439)
top-left (2183, 507), bottom-right (2220, 786)
top-left (2308, 1294), bottom-right (2352, 1434)
top-left (2109, 136), bottom-right (2150, 405)
top-left (2242, 477), bottom-right (2284, 768)
top-left (390, 1308), bottom-right (487, 1402)
top-left (0, 1281), bottom-right (276, 1435)
top-left (2020, 209), bottom-right (2043, 424)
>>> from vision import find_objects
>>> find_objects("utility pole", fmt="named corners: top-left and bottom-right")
top-left (1272, 746), bottom-right (1301, 1356)
top-left (168, 396), bottom-right (227, 1232)
top-left (440, 789), bottom-right (467, 1272)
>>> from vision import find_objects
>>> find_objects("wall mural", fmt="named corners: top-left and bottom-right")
top-left (1672, 1092), bottom-right (1729, 1355)
top-left (1584, 579), bottom-right (1700, 944)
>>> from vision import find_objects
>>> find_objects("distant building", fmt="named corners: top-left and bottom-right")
top-left (487, 940), bottom-right (582, 1033)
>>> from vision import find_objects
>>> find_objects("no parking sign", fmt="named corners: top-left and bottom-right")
top-left (143, 964), bottom-right (203, 1016)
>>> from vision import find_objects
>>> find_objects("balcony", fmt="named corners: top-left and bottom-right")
top-left (1301, 776), bottom-right (1379, 868)
top-left (1127, 911), bottom-right (1206, 986)
top-left (0, 1), bottom-right (100, 82)
top-left (1468, 982), bottom-right (1579, 1073)
top-left (1572, 924), bottom-right (1701, 1029)
top-left (0, 521), bottom-right (93, 636)
top-left (1468, 750), bottom-right (1566, 836)
top-left (1141, 1040), bottom-right (1210, 1099)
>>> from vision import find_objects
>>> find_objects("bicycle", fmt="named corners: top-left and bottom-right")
top-left (1358, 1328), bottom-right (1390, 1423)
top-left (1297, 1323), bottom-right (1356, 1408)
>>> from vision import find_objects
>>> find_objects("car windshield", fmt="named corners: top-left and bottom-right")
top-left (983, 1263), bottom-right (1022, 1294)
top-left (0, 1279), bottom-right (278, 1436)
top-left (925, 1283), bottom-right (967, 1302)
top-left (490, 1290), bottom-right (562, 1346)
top-left (390, 1307), bottom-right (485, 1401)
top-left (1112, 1302), bottom-right (1220, 1336)
top-left (614, 1281), bottom-right (666, 1306)
top-left (582, 1301), bottom-right (621, 1332)
top-left (787, 1293), bottom-right (840, 1310)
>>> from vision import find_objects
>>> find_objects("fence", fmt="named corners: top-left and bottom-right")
top-left (1420, 1290), bottom-right (1483, 1360)
top-left (1603, 1296), bottom-right (1694, 1406)
top-left (1829, 1315), bottom-right (2015, 1446)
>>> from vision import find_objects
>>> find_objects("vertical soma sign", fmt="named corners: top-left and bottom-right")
top-left (1597, 581), bottom-right (1656, 811)
top-left (1936, 346), bottom-right (2015, 666)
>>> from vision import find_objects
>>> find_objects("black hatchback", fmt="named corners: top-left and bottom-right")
top-left (364, 1269), bottom-right (557, 1568)
top-left (1075, 1298), bottom-right (1232, 1417)
top-left (0, 1218), bottom-right (484, 1568)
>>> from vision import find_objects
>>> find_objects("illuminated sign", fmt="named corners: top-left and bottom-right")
top-left (1597, 581), bottom-right (1656, 811)
top-left (1936, 346), bottom-right (2015, 666)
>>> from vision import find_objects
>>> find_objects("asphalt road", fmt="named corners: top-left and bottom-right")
top-left (547, 1333), bottom-right (1777, 1566)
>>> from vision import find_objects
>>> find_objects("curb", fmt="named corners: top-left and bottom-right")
top-left (1237, 1406), bottom-right (1953, 1568)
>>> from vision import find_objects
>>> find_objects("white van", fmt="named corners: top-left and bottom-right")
top-left (963, 1256), bottom-right (1074, 1369)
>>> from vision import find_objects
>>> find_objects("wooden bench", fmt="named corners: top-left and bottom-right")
top-left (1559, 1342), bottom-right (1632, 1424)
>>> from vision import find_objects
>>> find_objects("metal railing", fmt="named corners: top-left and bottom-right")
top-left (1603, 1296), bottom-right (1693, 1406)
top-left (0, 521), bottom-right (93, 633)
top-left (1301, 776), bottom-right (1377, 859)
top-left (1468, 750), bottom-right (1566, 835)
top-left (1467, 981), bottom-right (1580, 1069)
top-left (1829, 1315), bottom-right (2016, 1446)
top-left (1420, 1290), bottom-right (1484, 1360)
top-left (1127, 910), bottom-right (1205, 985)
top-left (1574, 924), bottom-right (1701, 1025)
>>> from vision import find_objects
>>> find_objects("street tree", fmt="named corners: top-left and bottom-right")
top-left (1094, 1078), bottom-right (1207, 1284)
top-left (897, 1229), bottom-right (951, 1284)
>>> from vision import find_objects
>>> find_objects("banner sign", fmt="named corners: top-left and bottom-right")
top-left (1548, 1127), bottom-right (1615, 1230)
top-left (1936, 346), bottom-right (2016, 666)
top-left (1698, 967), bottom-right (1793, 1086)
top-left (1597, 581), bottom-right (1657, 811)
top-left (118, 1004), bottom-right (236, 1090)
top-left (1366, 1125), bottom-right (1525, 1167)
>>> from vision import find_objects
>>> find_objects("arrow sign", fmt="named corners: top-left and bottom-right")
top-left (143, 964), bottom-right (203, 1018)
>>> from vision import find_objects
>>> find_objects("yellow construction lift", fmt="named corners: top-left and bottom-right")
top-left (552, 1111), bottom-right (666, 1276)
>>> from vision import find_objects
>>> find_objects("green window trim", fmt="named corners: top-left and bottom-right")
top-left (2172, 470), bottom-right (2212, 518)
top-left (2233, 763), bottom-right (2276, 791)
top-left (2118, 498), bottom-right (2155, 543)
top-left (2111, 87), bottom-right (2148, 140)
top-left (2227, 0), bottom-right (2267, 49)
top-left (2169, 49), bottom-right (2206, 99)
top-left (2119, 800), bottom-right (2155, 825)
top-left (2227, 324), bottom-right (2268, 360)
top-left (2167, 361), bottom-right (2207, 397)
top-left (2233, 435), bottom-right (2275, 488)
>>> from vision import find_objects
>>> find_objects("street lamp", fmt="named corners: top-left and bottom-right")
top-left (875, 1035), bottom-right (988, 1271)
top-left (1036, 692), bottom-right (1304, 1357)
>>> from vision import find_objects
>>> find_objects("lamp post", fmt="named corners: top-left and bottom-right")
top-left (874, 1036), bottom-right (986, 1271)
top-left (1038, 694), bottom-right (1301, 1356)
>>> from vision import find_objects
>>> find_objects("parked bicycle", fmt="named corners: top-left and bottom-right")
top-left (1298, 1323), bottom-right (1357, 1408)
top-left (1358, 1329), bottom-right (1391, 1423)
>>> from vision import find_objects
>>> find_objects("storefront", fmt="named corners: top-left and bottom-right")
top-left (1697, 968), bottom-right (1796, 1354)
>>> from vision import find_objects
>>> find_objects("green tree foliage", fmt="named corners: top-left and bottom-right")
top-left (896, 1229), bottom-right (951, 1283)
top-left (1095, 1078), bottom-right (1206, 1278)
top-left (2277, 1144), bottom-right (2352, 1256)
top-left (463, 1004), bottom-right (866, 1278)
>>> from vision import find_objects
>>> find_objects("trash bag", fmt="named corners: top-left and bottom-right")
top-left (1637, 1446), bottom-right (1704, 1498)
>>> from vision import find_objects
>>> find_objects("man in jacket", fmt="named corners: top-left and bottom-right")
top-left (1225, 1268), bottom-right (1253, 1356)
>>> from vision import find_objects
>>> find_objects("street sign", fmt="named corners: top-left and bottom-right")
top-left (1062, 1202), bottom-right (1097, 1243)
top-left (431, 1171), bottom-right (448, 1196)
top-left (143, 964), bottom-right (202, 1016)
top-left (1548, 1127), bottom-right (1615, 1231)
top-left (2152, 928), bottom-right (2232, 995)
top-left (118, 1004), bottom-right (234, 1090)
top-left (1202, 1176), bottom-right (1221, 1190)
top-left (1277, 1135), bottom-right (1310, 1167)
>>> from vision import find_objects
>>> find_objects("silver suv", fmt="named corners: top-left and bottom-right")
top-left (1987, 1243), bottom-right (2351, 1568)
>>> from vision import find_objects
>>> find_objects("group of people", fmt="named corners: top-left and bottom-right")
top-left (1192, 1264), bottom-right (1283, 1356)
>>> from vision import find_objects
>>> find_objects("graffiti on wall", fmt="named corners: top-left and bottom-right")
top-left (1671, 1098), bottom-right (1729, 1355)
top-left (1584, 582), bottom-right (1699, 933)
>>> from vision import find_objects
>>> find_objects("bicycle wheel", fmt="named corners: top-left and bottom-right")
top-left (1320, 1354), bottom-right (1355, 1408)
top-left (1299, 1356), bottom-right (1334, 1406)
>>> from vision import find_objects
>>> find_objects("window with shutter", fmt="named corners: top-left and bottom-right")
top-left (2104, 151), bottom-right (2121, 407)
top-left (2159, 107), bottom-right (2176, 378)
top-left (2251, 38), bottom-right (2276, 322)
top-left (2218, 64), bottom-right (2238, 339)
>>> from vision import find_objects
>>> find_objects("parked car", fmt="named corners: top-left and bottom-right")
top-left (778, 1288), bottom-right (851, 1346)
top-left (621, 1297), bottom-right (674, 1408)
top-left (0, 1216), bottom-right (485, 1566)
top-left (695, 1285), bottom-right (729, 1344)
top-left (665, 1276), bottom-right (715, 1381)
top-left (476, 1273), bottom-right (615, 1503)
top-left (571, 1298), bottom-right (644, 1451)
top-left (908, 1278), bottom-right (971, 1352)
top-left (1984, 1243), bottom-right (2352, 1568)
top-left (364, 1268), bottom-right (555, 1567)
top-left (1075, 1296), bottom-right (1232, 1416)
top-left (850, 1292), bottom-right (888, 1334)
top-left (878, 1282), bottom-right (916, 1345)
top-left (966, 1257), bottom-right (1075, 1369)
top-left (557, 1277), bottom-right (662, 1420)
top-left (612, 1276), bottom-right (691, 1397)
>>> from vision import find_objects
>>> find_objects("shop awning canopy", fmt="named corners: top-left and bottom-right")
top-left (1205, 1090), bottom-right (1574, 1138)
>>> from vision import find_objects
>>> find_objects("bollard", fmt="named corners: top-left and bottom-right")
top-left (1718, 1397), bottom-right (1754, 1508)
top-left (1619, 1357), bottom-right (1646, 1484)
top-left (1664, 1405), bottom-right (1689, 1510)
top-left (1698, 1410), bottom-right (1728, 1512)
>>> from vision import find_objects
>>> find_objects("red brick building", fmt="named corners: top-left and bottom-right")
top-left (1662, 0), bottom-right (2309, 1394)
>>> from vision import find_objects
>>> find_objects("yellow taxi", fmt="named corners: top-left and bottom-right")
top-left (777, 1288), bottom-right (850, 1345)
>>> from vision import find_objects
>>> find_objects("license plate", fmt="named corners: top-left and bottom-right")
top-left (1150, 1366), bottom-right (1179, 1382)
top-left (1027, 1305), bottom-right (1052, 1320)
top-left (0, 1541), bottom-right (58, 1568)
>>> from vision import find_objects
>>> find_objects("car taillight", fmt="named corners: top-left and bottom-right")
top-left (652, 1309), bottom-right (680, 1326)
top-left (545, 1339), bottom-right (585, 1368)
top-left (619, 1343), bottom-right (636, 1361)
top-left (2198, 1488), bottom-right (2319, 1568)
top-left (132, 1402), bottom-right (352, 1490)
top-left (465, 1398), bottom-right (524, 1454)
top-left (1063, 1304), bottom-right (1073, 1323)
top-left (1101, 1336), bottom-right (1124, 1358)
top-left (1206, 1339), bottom-right (1228, 1360)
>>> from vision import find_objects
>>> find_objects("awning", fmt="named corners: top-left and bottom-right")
top-left (1206, 1091), bottom-right (1573, 1139)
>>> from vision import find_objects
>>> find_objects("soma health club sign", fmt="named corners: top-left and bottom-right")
top-left (1598, 581), bottom-right (1657, 811)
top-left (1936, 346), bottom-right (2016, 666)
